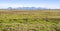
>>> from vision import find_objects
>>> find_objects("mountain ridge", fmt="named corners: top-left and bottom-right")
top-left (7, 7), bottom-right (47, 10)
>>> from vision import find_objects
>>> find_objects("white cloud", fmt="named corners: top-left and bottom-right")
top-left (0, 3), bottom-right (60, 9)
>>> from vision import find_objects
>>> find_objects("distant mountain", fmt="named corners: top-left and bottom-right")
top-left (7, 7), bottom-right (12, 10)
top-left (7, 7), bottom-right (47, 10)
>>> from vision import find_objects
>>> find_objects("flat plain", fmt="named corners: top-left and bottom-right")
top-left (0, 9), bottom-right (60, 31)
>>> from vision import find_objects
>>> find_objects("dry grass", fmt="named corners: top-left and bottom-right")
top-left (0, 9), bottom-right (60, 31)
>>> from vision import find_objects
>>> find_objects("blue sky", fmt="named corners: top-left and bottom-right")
top-left (0, 0), bottom-right (60, 9)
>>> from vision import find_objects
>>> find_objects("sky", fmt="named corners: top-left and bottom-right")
top-left (0, 0), bottom-right (60, 9)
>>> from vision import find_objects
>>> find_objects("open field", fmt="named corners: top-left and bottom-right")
top-left (0, 9), bottom-right (60, 31)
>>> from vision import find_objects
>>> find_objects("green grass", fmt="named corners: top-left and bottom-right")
top-left (0, 10), bottom-right (60, 31)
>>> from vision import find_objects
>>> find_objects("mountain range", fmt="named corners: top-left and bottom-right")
top-left (7, 7), bottom-right (47, 10)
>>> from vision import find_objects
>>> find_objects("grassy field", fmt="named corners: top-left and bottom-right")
top-left (0, 9), bottom-right (60, 31)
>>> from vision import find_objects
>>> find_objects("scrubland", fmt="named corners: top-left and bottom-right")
top-left (0, 10), bottom-right (60, 31)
